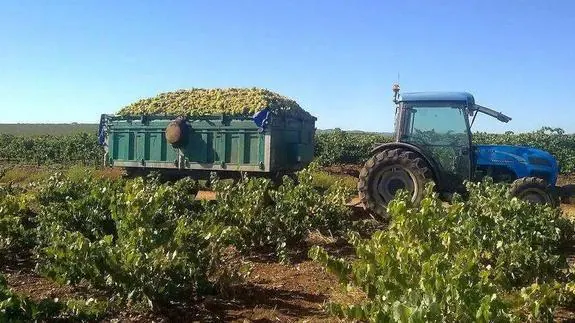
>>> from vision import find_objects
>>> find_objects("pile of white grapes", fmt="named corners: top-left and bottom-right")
top-left (117, 87), bottom-right (314, 120)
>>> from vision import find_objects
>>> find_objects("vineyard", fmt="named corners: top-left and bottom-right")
top-left (314, 127), bottom-right (575, 174)
top-left (0, 133), bottom-right (103, 166)
top-left (3, 128), bottom-right (575, 321)
top-left (3, 126), bottom-right (575, 172)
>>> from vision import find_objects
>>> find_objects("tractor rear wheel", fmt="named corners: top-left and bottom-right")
top-left (509, 177), bottom-right (559, 207)
top-left (358, 148), bottom-right (433, 219)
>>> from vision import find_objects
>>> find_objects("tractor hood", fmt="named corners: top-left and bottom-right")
top-left (474, 144), bottom-right (559, 185)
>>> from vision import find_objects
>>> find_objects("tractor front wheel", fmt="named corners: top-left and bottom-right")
top-left (358, 148), bottom-right (433, 219)
top-left (509, 177), bottom-right (559, 207)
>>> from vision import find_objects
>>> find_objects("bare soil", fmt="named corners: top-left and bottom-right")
top-left (6, 231), bottom-right (575, 322)
top-left (3, 235), bottom-right (352, 323)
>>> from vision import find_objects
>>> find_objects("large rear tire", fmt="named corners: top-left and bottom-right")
top-left (358, 148), bottom-right (433, 219)
top-left (509, 177), bottom-right (559, 207)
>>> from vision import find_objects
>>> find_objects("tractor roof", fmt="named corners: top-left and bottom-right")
top-left (399, 91), bottom-right (511, 123)
top-left (400, 92), bottom-right (475, 106)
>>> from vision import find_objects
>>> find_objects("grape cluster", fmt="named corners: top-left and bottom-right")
top-left (117, 87), bottom-right (315, 120)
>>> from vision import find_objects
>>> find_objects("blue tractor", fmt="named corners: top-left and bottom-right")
top-left (359, 85), bottom-right (564, 218)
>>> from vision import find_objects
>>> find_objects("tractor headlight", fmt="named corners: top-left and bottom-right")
top-left (528, 156), bottom-right (552, 167)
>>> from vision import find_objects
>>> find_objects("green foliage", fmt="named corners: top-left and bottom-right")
top-left (3, 126), bottom-right (575, 175)
top-left (310, 180), bottom-right (572, 322)
top-left (309, 169), bottom-right (358, 193)
top-left (2, 165), bottom-right (353, 313)
top-left (0, 166), bottom-right (51, 185)
top-left (315, 129), bottom-right (392, 166)
top-left (35, 172), bottom-right (119, 243)
top-left (0, 273), bottom-right (108, 321)
top-left (1, 272), bottom-right (62, 322)
top-left (0, 133), bottom-right (103, 165)
top-left (0, 185), bottom-right (36, 260)
top-left (315, 127), bottom-right (575, 174)
top-left (206, 167), bottom-right (352, 262)
top-left (35, 174), bottom-right (232, 308)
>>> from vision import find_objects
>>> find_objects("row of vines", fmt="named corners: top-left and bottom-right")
top-left (311, 180), bottom-right (575, 322)
top-left (3, 167), bottom-right (575, 321)
top-left (315, 127), bottom-right (575, 173)
top-left (0, 133), bottom-right (103, 166)
top-left (2, 127), bottom-right (575, 172)
top-left (1, 168), bottom-right (352, 320)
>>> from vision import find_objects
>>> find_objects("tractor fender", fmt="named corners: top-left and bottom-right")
top-left (370, 142), bottom-right (443, 186)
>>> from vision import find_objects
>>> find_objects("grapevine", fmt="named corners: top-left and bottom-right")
top-left (310, 180), bottom-right (575, 322)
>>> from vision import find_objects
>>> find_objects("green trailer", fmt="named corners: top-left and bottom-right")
top-left (98, 109), bottom-right (316, 181)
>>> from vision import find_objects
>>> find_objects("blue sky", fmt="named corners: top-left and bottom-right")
top-left (1, 0), bottom-right (573, 133)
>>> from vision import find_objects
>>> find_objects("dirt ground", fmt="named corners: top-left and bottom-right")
top-left (3, 235), bottom-right (354, 323)
top-left (4, 260), bottom-right (342, 322)
top-left (6, 228), bottom-right (575, 322)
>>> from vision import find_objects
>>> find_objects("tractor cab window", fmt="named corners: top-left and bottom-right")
top-left (402, 106), bottom-right (469, 146)
top-left (400, 105), bottom-right (471, 190)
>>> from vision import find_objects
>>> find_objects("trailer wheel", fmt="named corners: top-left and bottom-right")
top-left (268, 172), bottom-right (298, 187)
top-left (358, 148), bottom-right (433, 219)
top-left (270, 172), bottom-right (284, 187)
top-left (509, 177), bottom-right (559, 207)
top-left (124, 167), bottom-right (148, 178)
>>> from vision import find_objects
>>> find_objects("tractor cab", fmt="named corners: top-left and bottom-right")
top-left (357, 85), bottom-right (561, 219)
top-left (393, 90), bottom-right (513, 192)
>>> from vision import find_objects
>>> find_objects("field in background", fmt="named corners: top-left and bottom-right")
top-left (1, 124), bottom-right (384, 136)
top-left (2, 124), bottom-right (575, 172)
top-left (0, 123), bottom-right (98, 136)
